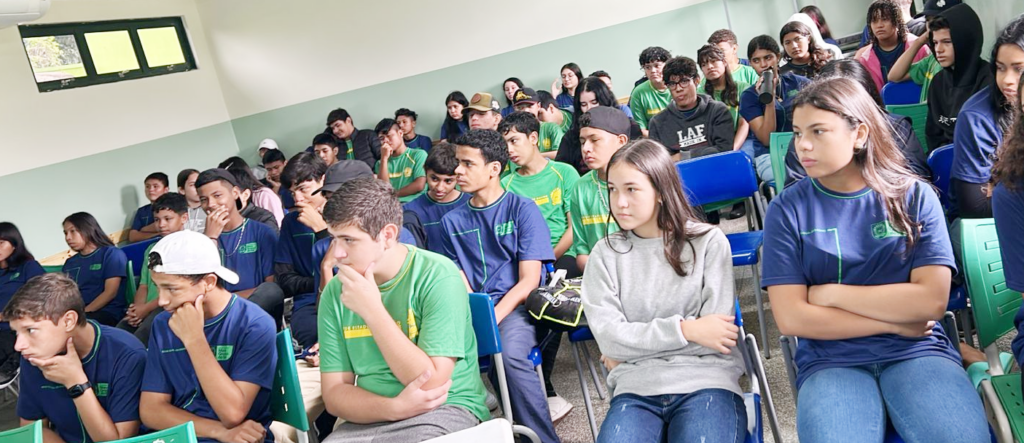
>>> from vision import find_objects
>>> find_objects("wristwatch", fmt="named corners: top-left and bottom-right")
top-left (67, 382), bottom-right (92, 399)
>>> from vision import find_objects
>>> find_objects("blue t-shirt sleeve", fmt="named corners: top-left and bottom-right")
top-left (739, 89), bottom-right (764, 123)
top-left (25, 261), bottom-right (45, 280)
top-left (761, 198), bottom-right (808, 287)
top-left (130, 207), bottom-right (148, 231)
top-left (16, 361), bottom-right (43, 419)
top-left (104, 249), bottom-right (128, 280)
top-left (438, 218), bottom-right (462, 270)
top-left (952, 107), bottom-right (1000, 184)
top-left (908, 183), bottom-right (957, 273)
top-left (141, 324), bottom-right (171, 394)
top-left (515, 199), bottom-right (555, 263)
top-left (108, 347), bottom-right (147, 422)
top-left (230, 318), bottom-right (278, 389)
top-left (994, 184), bottom-right (1024, 292)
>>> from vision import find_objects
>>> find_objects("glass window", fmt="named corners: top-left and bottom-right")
top-left (138, 27), bottom-right (186, 68)
top-left (84, 30), bottom-right (140, 74)
top-left (22, 35), bottom-right (86, 83)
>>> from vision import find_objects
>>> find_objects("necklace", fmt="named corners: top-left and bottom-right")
top-left (592, 173), bottom-right (610, 214)
top-left (222, 219), bottom-right (247, 257)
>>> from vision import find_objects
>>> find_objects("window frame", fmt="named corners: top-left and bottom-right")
top-left (19, 16), bottom-right (197, 92)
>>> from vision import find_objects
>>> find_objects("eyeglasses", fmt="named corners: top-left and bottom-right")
top-left (664, 78), bottom-right (693, 89)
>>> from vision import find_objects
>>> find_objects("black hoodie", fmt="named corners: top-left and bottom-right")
top-left (648, 94), bottom-right (734, 158)
top-left (925, 3), bottom-right (992, 150)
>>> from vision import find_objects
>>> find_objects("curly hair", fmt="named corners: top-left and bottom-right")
top-left (993, 71), bottom-right (1024, 190)
top-left (780, 21), bottom-right (833, 77)
top-left (867, 0), bottom-right (906, 49)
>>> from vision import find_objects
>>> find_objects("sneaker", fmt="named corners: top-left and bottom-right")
top-left (485, 390), bottom-right (500, 411)
top-left (547, 395), bottom-right (573, 424)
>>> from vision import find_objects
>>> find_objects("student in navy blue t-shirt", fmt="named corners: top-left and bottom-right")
top-left (128, 172), bottom-right (170, 243)
top-left (0, 222), bottom-right (46, 379)
top-left (438, 129), bottom-right (559, 443)
top-left (396, 108), bottom-right (434, 152)
top-left (403, 142), bottom-right (469, 253)
top-left (7, 273), bottom-right (146, 443)
top-left (277, 152), bottom-right (331, 349)
top-left (139, 231), bottom-right (277, 443)
top-left (196, 169), bottom-right (285, 328)
top-left (62, 213), bottom-right (127, 327)
top-left (740, 35), bottom-right (810, 183)
top-left (762, 77), bottom-right (987, 442)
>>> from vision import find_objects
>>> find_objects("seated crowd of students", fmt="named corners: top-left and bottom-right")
top-left (2, 1), bottom-right (1024, 442)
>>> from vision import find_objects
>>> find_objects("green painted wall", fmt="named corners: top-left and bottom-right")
top-left (0, 122), bottom-right (240, 256)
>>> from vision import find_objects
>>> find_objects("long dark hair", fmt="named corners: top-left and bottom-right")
top-left (697, 44), bottom-right (740, 107)
top-left (443, 91), bottom-right (468, 140)
top-left (555, 77), bottom-right (621, 173)
top-left (793, 77), bottom-right (922, 250)
top-left (604, 140), bottom-right (709, 276)
top-left (560, 62), bottom-right (583, 96)
top-left (818, 59), bottom-right (885, 109)
top-left (503, 77), bottom-right (523, 107)
top-left (780, 21), bottom-right (832, 76)
top-left (0, 222), bottom-right (34, 268)
top-left (867, 0), bottom-right (907, 49)
top-left (991, 16), bottom-right (1024, 136)
top-left (800, 5), bottom-right (834, 41)
top-left (993, 71), bottom-right (1024, 191)
top-left (227, 165), bottom-right (267, 206)
top-left (63, 212), bottom-right (115, 250)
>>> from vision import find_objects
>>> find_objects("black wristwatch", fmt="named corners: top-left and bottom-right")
top-left (67, 382), bottom-right (92, 399)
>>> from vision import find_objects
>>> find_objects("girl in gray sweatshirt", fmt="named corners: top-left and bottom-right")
top-left (581, 139), bottom-right (746, 443)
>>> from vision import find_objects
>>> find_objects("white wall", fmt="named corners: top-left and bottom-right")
top-left (0, 0), bottom-right (232, 176)
top-left (194, 0), bottom-right (713, 119)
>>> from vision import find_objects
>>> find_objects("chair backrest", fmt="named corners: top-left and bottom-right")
top-left (120, 237), bottom-right (159, 278)
top-left (125, 260), bottom-right (138, 305)
top-left (675, 151), bottom-right (758, 207)
top-left (881, 81), bottom-right (923, 106)
top-left (961, 219), bottom-right (1023, 349)
top-left (0, 420), bottom-right (42, 443)
top-left (109, 422), bottom-right (197, 443)
top-left (769, 132), bottom-right (794, 195)
top-left (469, 292), bottom-right (502, 357)
top-left (271, 328), bottom-right (310, 432)
top-left (886, 103), bottom-right (929, 152)
top-left (927, 144), bottom-right (955, 211)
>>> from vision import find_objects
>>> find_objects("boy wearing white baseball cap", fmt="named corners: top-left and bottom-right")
top-left (139, 230), bottom-right (278, 443)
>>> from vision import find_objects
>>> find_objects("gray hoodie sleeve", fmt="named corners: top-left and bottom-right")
top-left (709, 103), bottom-right (736, 153)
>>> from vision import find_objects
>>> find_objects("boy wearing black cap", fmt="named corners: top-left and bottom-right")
top-left (375, 118), bottom-right (428, 203)
top-left (439, 129), bottom-right (559, 443)
top-left (195, 168), bottom-right (285, 327)
top-left (649, 56), bottom-right (735, 160)
top-left (465, 93), bottom-right (503, 131)
top-left (887, 0), bottom-right (963, 102)
top-left (630, 46), bottom-right (673, 136)
top-left (924, 3), bottom-right (990, 150)
top-left (395, 108), bottom-right (433, 152)
top-left (567, 107), bottom-right (630, 272)
top-left (327, 108), bottom-right (382, 170)
top-left (513, 88), bottom-right (566, 158)
top-left (140, 231), bottom-right (277, 443)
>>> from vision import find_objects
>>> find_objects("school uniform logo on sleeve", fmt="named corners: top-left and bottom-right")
top-left (213, 345), bottom-right (234, 361)
top-left (494, 220), bottom-right (516, 236)
top-left (9, 272), bottom-right (19, 279)
top-left (95, 383), bottom-right (109, 397)
top-left (871, 221), bottom-right (904, 239)
top-left (89, 264), bottom-right (102, 271)
top-left (239, 243), bottom-right (258, 254)
top-left (542, 139), bottom-right (552, 150)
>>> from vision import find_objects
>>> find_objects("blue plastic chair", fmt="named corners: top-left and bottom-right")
top-left (927, 144), bottom-right (955, 213)
top-left (882, 81), bottom-right (923, 106)
top-left (676, 151), bottom-right (771, 357)
top-left (120, 236), bottom-right (160, 279)
top-left (469, 292), bottom-right (541, 443)
top-left (734, 301), bottom-right (782, 443)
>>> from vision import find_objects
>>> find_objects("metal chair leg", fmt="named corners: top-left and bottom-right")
top-left (578, 341), bottom-right (606, 400)
top-left (752, 261), bottom-right (770, 359)
top-left (570, 341), bottom-right (599, 441)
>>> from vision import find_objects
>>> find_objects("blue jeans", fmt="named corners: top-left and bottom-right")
top-left (739, 139), bottom-right (773, 183)
top-left (597, 390), bottom-right (746, 443)
top-left (797, 356), bottom-right (988, 443)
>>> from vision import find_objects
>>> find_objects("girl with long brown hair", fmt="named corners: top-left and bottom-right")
top-left (762, 77), bottom-right (988, 441)
top-left (993, 71), bottom-right (1024, 375)
top-left (581, 139), bottom-right (745, 442)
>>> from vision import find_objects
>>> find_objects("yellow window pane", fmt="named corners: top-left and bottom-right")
top-left (138, 27), bottom-right (185, 68)
top-left (84, 30), bottom-right (139, 74)
top-left (22, 35), bottom-right (87, 83)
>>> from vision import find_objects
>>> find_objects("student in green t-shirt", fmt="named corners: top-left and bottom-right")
top-left (499, 111), bottom-right (582, 272)
top-left (318, 178), bottom-right (489, 442)
top-left (698, 44), bottom-right (753, 152)
top-left (115, 192), bottom-right (188, 344)
top-left (513, 88), bottom-right (570, 159)
top-left (630, 46), bottom-right (673, 136)
top-left (374, 118), bottom-right (427, 203)
top-left (887, 13), bottom-right (946, 102)
top-left (568, 107), bottom-right (630, 272)
top-left (708, 29), bottom-right (761, 87)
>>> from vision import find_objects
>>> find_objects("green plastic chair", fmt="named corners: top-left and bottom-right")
top-left (125, 260), bottom-right (138, 305)
top-left (960, 219), bottom-right (1024, 443)
top-left (42, 265), bottom-right (63, 274)
top-left (271, 328), bottom-right (310, 443)
top-left (769, 132), bottom-right (794, 196)
top-left (109, 422), bottom-right (196, 443)
top-left (886, 103), bottom-right (929, 152)
top-left (0, 420), bottom-right (42, 443)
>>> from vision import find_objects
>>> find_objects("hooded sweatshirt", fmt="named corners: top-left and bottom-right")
top-left (785, 13), bottom-right (844, 61)
top-left (648, 94), bottom-right (735, 158)
top-left (925, 3), bottom-right (992, 151)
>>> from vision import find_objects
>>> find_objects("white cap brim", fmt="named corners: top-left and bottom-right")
top-left (152, 263), bottom-right (240, 285)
